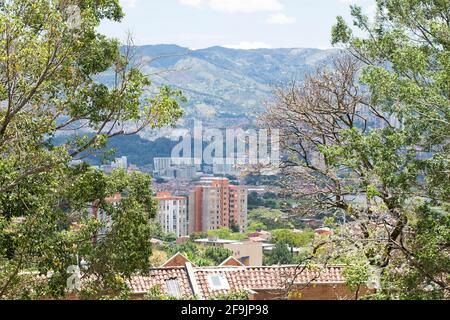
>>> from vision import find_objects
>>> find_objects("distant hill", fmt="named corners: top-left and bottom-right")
top-left (100, 45), bottom-right (338, 127)
top-left (84, 45), bottom-right (339, 165)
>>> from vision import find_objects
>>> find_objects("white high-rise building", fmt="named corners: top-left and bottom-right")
top-left (155, 192), bottom-right (188, 237)
top-left (111, 156), bottom-right (128, 170)
top-left (153, 157), bottom-right (172, 174)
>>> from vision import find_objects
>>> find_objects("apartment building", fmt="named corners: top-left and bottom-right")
top-left (153, 157), bottom-right (172, 174)
top-left (111, 156), bottom-right (128, 170)
top-left (155, 192), bottom-right (189, 237)
top-left (188, 177), bottom-right (247, 234)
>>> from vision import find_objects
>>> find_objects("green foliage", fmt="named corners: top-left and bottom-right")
top-left (271, 229), bottom-right (315, 248)
top-left (264, 241), bottom-right (294, 266)
top-left (229, 218), bottom-right (240, 233)
top-left (207, 228), bottom-right (246, 241)
top-left (247, 191), bottom-right (280, 209)
top-left (342, 262), bottom-right (371, 293)
top-left (144, 286), bottom-right (178, 300)
top-left (203, 246), bottom-right (233, 265)
top-left (149, 221), bottom-right (165, 240)
top-left (328, 0), bottom-right (450, 299)
top-left (247, 208), bottom-right (294, 230)
top-left (189, 232), bottom-right (208, 241)
top-left (0, 0), bottom-right (184, 299)
top-left (377, 205), bottom-right (450, 300)
top-left (209, 291), bottom-right (249, 300)
top-left (164, 240), bottom-right (233, 267)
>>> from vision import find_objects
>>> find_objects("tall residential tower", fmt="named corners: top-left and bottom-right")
top-left (155, 192), bottom-right (189, 237)
top-left (188, 177), bottom-right (247, 234)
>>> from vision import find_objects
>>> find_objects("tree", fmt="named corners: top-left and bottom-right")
top-left (229, 217), bottom-right (240, 233)
top-left (0, 0), bottom-right (185, 299)
top-left (207, 228), bottom-right (246, 241)
top-left (271, 229), bottom-right (315, 248)
top-left (248, 208), bottom-right (293, 230)
top-left (263, 0), bottom-right (449, 299)
top-left (265, 241), bottom-right (294, 266)
top-left (203, 246), bottom-right (233, 265)
top-left (149, 250), bottom-right (168, 268)
top-left (209, 291), bottom-right (249, 300)
top-left (149, 221), bottom-right (165, 240)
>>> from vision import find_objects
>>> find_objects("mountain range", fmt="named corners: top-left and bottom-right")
top-left (100, 45), bottom-right (337, 129)
top-left (93, 45), bottom-right (338, 165)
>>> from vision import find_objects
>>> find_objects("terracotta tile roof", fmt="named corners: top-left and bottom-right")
top-left (22, 264), bottom-right (347, 299)
top-left (219, 256), bottom-right (245, 267)
top-left (125, 264), bottom-right (348, 299)
top-left (192, 265), bottom-right (346, 299)
top-left (162, 252), bottom-right (193, 267)
top-left (127, 267), bottom-right (193, 296)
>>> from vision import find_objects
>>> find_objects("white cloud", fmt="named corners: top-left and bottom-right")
top-left (179, 0), bottom-right (204, 7)
top-left (224, 41), bottom-right (272, 50)
top-left (209, 0), bottom-right (283, 13)
top-left (266, 13), bottom-right (296, 25)
top-left (120, 0), bottom-right (138, 8)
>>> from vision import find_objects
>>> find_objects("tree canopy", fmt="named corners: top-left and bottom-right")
top-left (0, 0), bottom-right (184, 299)
top-left (263, 0), bottom-right (449, 299)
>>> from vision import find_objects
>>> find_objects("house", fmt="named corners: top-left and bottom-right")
top-left (162, 252), bottom-right (193, 268)
top-left (248, 230), bottom-right (271, 241)
top-left (28, 255), bottom-right (372, 300)
top-left (222, 241), bottom-right (263, 266)
top-left (125, 255), bottom-right (372, 300)
top-left (315, 227), bottom-right (333, 236)
top-left (247, 236), bottom-right (266, 243)
top-left (155, 192), bottom-right (188, 237)
top-left (219, 257), bottom-right (245, 267)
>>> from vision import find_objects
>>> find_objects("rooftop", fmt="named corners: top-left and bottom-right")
top-left (194, 238), bottom-right (240, 245)
top-left (127, 262), bottom-right (348, 299)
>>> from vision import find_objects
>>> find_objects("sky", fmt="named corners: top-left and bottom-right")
top-left (98, 0), bottom-right (376, 50)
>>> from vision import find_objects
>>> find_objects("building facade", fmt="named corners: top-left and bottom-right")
top-left (153, 157), bottom-right (172, 174)
top-left (155, 192), bottom-right (189, 237)
top-left (195, 238), bottom-right (263, 266)
top-left (188, 177), bottom-right (247, 234)
top-left (111, 156), bottom-right (128, 170)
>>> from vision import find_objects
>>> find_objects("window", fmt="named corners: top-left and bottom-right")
top-left (208, 274), bottom-right (230, 291)
top-left (165, 279), bottom-right (182, 298)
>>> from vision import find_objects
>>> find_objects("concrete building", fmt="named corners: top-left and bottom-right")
top-left (188, 177), bottom-right (247, 234)
top-left (154, 158), bottom-right (199, 180)
top-left (111, 156), bottom-right (128, 170)
top-left (153, 157), bottom-right (172, 174)
top-left (194, 238), bottom-right (263, 266)
top-left (155, 192), bottom-right (189, 237)
top-left (174, 166), bottom-right (197, 180)
top-left (172, 157), bottom-right (202, 171)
